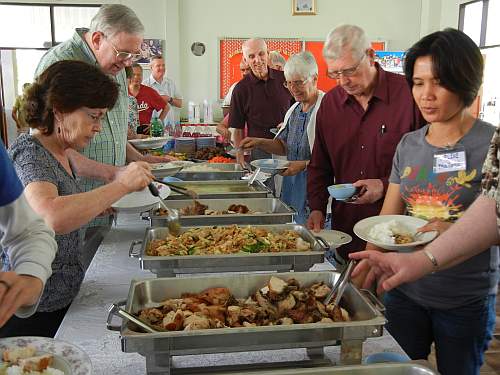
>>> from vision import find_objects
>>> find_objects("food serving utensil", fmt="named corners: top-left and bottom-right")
top-left (147, 183), bottom-right (181, 236)
top-left (247, 167), bottom-right (261, 186)
top-left (108, 303), bottom-right (162, 333)
top-left (323, 260), bottom-right (356, 306)
top-left (153, 178), bottom-right (198, 199)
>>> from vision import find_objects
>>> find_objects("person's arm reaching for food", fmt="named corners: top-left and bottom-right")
top-left (350, 195), bottom-right (499, 292)
top-left (23, 162), bottom-right (153, 235)
top-left (239, 137), bottom-right (286, 155)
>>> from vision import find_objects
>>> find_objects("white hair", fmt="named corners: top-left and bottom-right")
top-left (242, 38), bottom-right (267, 58)
top-left (269, 51), bottom-right (286, 66)
top-left (284, 51), bottom-right (318, 80)
top-left (323, 24), bottom-right (370, 60)
top-left (89, 4), bottom-right (144, 38)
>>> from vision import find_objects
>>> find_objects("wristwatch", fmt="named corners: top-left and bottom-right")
top-left (168, 97), bottom-right (174, 104)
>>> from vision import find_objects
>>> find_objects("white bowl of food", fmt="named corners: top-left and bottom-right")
top-left (129, 136), bottom-right (171, 150)
top-left (250, 159), bottom-right (289, 174)
top-left (353, 215), bottom-right (438, 252)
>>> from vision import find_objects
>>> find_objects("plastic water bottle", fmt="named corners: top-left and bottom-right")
top-left (150, 115), bottom-right (163, 137)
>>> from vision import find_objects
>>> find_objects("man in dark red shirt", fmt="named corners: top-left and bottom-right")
top-left (307, 24), bottom-right (424, 261)
top-left (229, 38), bottom-right (293, 163)
top-left (128, 64), bottom-right (169, 134)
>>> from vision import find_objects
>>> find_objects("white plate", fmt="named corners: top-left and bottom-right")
top-left (0, 336), bottom-right (91, 375)
top-left (129, 136), bottom-right (171, 150)
top-left (315, 229), bottom-right (352, 249)
top-left (250, 159), bottom-right (290, 174)
top-left (353, 215), bottom-right (438, 252)
top-left (149, 162), bottom-right (184, 178)
top-left (112, 182), bottom-right (171, 213)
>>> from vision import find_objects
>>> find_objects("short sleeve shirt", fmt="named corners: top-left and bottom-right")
top-left (8, 134), bottom-right (85, 312)
top-left (390, 120), bottom-right (499, 309)
top-left (481, 126), bottom-right (500, 234)
top-left (143, 75), bottom-right (182, 124)
top-left (229, 68), bottom-right (293, 139)
top-left (131, 84), bottom-right (167, 125)
top-left (0, 143), bottom-right (23, 206)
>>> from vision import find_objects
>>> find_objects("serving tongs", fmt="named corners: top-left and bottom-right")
top-left (323, 260), bottom-right (356, 306)
top-left (108, 303), bottom-right (163, 333)
top-left (153, 178), bottom-right (198, 199)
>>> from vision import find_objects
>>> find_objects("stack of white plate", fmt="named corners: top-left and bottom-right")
top-left (196, 136), bottom-right (216, 150)
top-left (174, 137), bottom-right (196, 154)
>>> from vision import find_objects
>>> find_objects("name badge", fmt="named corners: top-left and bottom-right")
top-left (433, 149), bottom-right (467, 174)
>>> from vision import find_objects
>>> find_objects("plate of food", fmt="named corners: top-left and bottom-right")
top-left (129, 136), bottom-right (171, 150)
top-left (149, 162), bottom-right (184, 178)
top-left (0, 336), bottom-right (91, 375)
top-left (250, 159), bottom-right (290, 174)
top-left (112, 182), bottom-right (171, 213)
top-left (353, 215), bottom-right (438, 252)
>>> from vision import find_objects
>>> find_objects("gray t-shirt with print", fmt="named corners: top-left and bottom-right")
top-left (8, 134), bottom-right (85, 312)
top-left (389, 119), bottom-right (499, 309)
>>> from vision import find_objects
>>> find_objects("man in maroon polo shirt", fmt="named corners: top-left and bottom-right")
top-left (229, 38), bottom-right (293, 163)
top-left (307, 24), bottom-right (424, 262)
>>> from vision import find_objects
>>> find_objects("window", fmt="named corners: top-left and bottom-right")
top-left (0, 3), bottom-right (100, 49)
top-left (459, 0), bottom-right (500, 48)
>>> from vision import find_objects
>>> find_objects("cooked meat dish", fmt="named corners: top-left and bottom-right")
top-left (394, 233), bottom-right (415, 244)
top-left (136, 276), bottom-right (350, 332)
top-left (146, 225), bottom-right (311, 256)
top-left (155, 201), bottom-right (252, 217)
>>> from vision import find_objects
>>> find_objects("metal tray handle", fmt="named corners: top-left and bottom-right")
top-left (129, 239), bottom-right (143, 258)
top-left (360, 289), bottom-right (386, 314)
top-left (314, 236), bottom-right (331, 250)
top-left (140, 210), bottom-right (151, 221)
top-left (106, 300), bottom-right (127, 331)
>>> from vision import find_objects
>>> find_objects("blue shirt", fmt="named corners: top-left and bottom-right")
top-left (277, 104), bottom-right (313, 224)
top-left (0, 143), bottom-right (23, 206)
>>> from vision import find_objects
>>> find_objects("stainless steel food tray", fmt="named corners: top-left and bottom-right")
top-left (107, 271), bottom-right (386, 375)
top-left (174, 162), bottom-right (245, 180)
top-left (226, 363), bottom-right (438, 375)
top-left (142, 198), bottom-right (296, 226)
top-left (129, 224), bottom-right (328, 277)
top-left (165, 180), bottom-right (271, 200)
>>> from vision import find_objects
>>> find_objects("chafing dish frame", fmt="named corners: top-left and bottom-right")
top-left (164, 180), bottom-right (271, 200)
top-left (129, 224), bottom-right (328, 277)
top-left (142, 197), bottom-right (296, 227)
top-left (174, 163), bottom-right (246, 180)
top-left (107, 271), bottom-right (386, 375)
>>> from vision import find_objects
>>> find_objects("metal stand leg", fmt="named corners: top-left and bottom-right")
top-left (340, 339), bottom-right (363, 365)
top-left (146, 353), bottom-right (172, 375)
top-left (306, 347), bottom-right (325, 360)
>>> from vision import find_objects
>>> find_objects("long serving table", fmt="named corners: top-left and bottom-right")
top-left (55, 213), bottom-right (407, 375)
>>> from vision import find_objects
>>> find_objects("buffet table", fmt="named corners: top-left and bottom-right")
top-left (55, 213), bottom-right (407, 375)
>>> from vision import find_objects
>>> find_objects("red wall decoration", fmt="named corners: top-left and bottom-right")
top-left (219, 39), bottom-right (386, 99)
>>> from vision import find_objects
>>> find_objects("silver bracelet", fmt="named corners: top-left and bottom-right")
top-left (423, 249), bottom-right (439, 273)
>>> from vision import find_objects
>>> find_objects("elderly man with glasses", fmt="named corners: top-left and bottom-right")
top-left (239, 52), bottom-right (324, 224)
top-left (306, 24), bottom-right (425, 268)
top-left (34, 4), bottom-right (174, 266)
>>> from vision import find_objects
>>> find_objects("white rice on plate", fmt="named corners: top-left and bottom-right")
top-left (3, 365), bottom-right (64, 375)
top-left (368, 219), bottom-right (413, 244)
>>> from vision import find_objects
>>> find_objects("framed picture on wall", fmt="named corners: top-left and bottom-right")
top-left (137, 39), bottom-right (163, 64)
top-left (292, 0), bottom-right (316, 15)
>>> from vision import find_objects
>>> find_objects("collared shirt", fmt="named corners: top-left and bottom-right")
top-left (35, 28), bottom-right (128, 194)
top-left (307, 64), bottom-right (424, 258)
top-left (143, 74), bottom-right (182, 124)
top-left (229, 68), bottom-right (293, 139)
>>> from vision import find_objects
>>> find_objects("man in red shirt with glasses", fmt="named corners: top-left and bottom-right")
top-left (307, 24), bottom-right (424, 265)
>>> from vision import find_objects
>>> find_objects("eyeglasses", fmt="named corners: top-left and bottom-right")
top-left (283, 77), bottom-right (311, 89)
top-left (326, 54), bottom-right (366, 80)
top-left (104, 35), bottom-right (142, 62)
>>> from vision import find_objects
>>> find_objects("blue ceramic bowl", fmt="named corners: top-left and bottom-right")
top-left (327, 183), bottom-right (356, 200)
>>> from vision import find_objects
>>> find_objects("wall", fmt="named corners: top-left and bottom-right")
top-left (178, 0), bottom-right (423, 117)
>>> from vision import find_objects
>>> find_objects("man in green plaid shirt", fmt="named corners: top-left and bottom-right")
top-left (34, 4), bottom-right (174, 259)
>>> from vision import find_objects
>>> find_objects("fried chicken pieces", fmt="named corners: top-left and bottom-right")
top-left (137, 276), bottom-right (350, 332)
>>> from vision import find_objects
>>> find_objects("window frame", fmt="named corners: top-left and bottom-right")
top-left (0, 2), bottom-right (101, 49)
top-left (459, 0), bottom-right (499, 49)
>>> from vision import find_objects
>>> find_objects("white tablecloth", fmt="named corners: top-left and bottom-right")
top-left (55, 214), bottom-right (405, 375)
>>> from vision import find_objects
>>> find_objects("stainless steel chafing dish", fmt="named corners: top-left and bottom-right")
top-left (142, 197), bottom-right (296, 227)
top-left (225, 363), bottom-right (438, 375)
top-left (164, 180), bottom-right (271, 200)
top-left (174, 162), bottom-right (246, 180)
top-left (107, 271), bottom-right (386, 375)
top-left (129, 224), bottom-right (328, 277)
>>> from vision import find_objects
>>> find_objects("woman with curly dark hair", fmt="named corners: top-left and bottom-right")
top-left (1, 60), bottom-right (154, 337)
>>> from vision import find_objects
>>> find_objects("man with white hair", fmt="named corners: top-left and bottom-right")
top-left (307, 24), bottom-right (424, 263)
top-left (229, 38), bottom-right (293, 163)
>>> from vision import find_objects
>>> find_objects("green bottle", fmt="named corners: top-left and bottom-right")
top-left (150, 115), bottom-right (163, 137)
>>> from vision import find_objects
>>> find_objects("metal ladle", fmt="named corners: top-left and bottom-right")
top-left (147, 183), bottom-right (181, 236)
